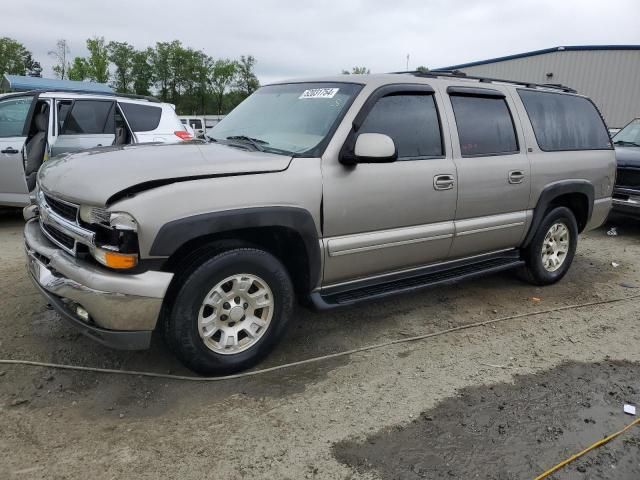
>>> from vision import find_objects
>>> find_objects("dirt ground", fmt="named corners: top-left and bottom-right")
top-left (1, 208), bottom-right (639, 480)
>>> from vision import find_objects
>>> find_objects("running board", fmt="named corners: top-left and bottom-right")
top-left (311, 253), bottom-right (524, 309)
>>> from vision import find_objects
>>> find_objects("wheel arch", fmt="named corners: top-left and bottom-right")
top-left (151, 207), bottom-right (322, 294)
top-left (523, 181), bottom-right (594, 247)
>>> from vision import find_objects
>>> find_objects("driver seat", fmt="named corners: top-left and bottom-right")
top-left (24, 111), bottom-right (49, 191)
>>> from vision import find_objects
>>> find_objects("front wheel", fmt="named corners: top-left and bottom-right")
top-left (521, 206), bottom-right (578, 286)
top-left (166, 248), bottom-right (294, 375)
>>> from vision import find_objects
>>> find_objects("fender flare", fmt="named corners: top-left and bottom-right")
top-left (522, 180), bottom-right (595, 247)
top-left (149, 207), bottom-right (321, 290)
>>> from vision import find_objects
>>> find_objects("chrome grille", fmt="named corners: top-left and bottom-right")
top-left (42, 223), bottom-right (75, 250)
top-left (36, 190), bottom-right (95, 256)
top-left (44, 194), bottom-right (79, 222)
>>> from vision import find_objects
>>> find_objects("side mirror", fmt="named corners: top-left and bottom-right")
top-left (353, 133), bottom-right (397, 163)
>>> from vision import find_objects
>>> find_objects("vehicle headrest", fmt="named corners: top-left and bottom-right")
top-left (34, 113), bottom-right (48, 132)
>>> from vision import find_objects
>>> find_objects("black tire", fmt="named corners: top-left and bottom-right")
top-left (165, 247), bottom-right (294, 375)
top-left (521, 206), bottom-right (578, 286)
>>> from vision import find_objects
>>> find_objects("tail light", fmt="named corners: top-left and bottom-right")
top-left (175, 130), bottom-right (193, 141)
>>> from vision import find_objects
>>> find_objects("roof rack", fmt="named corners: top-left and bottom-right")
top-left (390, 70), bottom-right (577, 93)
top-left (3, 89), bottom-right (162, 103)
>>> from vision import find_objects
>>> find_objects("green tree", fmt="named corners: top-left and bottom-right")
top-left (85, 37), bottom-right (109, 83)
top-left (107, 41), bottom-right (135, 92)
top-left (131, 48), bottom-right (154, 96)
top-left (235, 55), bottom-right (259, 97)
top-left (0, 37), bottom-right (40, 76)
top-left (416, 65), bottom-right (429, 73)
top-left (210, 59), bottom-right (237, 115)
top-left (341, 66), bottom-right (370, 74)
top-left (68, 57), bottom-right (89, 81)
top-left (49, 39), bottom-right (70, 79)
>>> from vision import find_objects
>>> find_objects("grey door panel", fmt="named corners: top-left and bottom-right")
top-left (322, 157), bottom-right (457, 284)
top-left (0, 136), bottom-right (29, 204)
top-left (441, 84), bottom-right (532, 257)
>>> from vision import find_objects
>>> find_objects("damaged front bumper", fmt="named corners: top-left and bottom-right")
top-left (612, 187), bottom-right (640, 217)
top-left (24, 219), bottom-right (173, 350)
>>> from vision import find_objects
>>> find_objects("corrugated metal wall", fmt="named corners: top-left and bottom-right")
top-left (457, 49), bottom-right (640, 128)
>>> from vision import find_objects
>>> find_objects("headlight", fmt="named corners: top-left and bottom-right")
top-left (79, 205), bottom-right (112, 226)
top-left (79, 207), bottom-right (139, 269)
top-left (79, 207), bottom-right (138, 232)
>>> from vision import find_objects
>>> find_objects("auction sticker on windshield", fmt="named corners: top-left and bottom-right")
top-left (299, 88), bottom-right (340, 99)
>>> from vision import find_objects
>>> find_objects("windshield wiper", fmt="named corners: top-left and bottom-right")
top-left (226, 135), bottom-right (269, 151)
top-left (614, 140), bottom-right (640, 147)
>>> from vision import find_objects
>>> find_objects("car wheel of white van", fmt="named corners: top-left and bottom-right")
top-left (521, 206), bottom-right (578, 286)
top-left (166, 248), bottom-right (294, 375)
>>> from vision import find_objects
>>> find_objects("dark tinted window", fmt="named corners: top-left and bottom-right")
top-left (61, 100), bottom-right (113, 135)
top-left (57, 101), bottom-right (72, 133)
top-left (518, 90), bottom-right (611, 151)
top-left (120, 103), bottom-right (162, 132)
top-left (190, 119), bottom-right (203, 129)
top-left (450, 95), bottom-right (518, 156)
top-left (359, 94), bottom-right (442, 158)
top-left (0, 96), bottom-right (33, 138)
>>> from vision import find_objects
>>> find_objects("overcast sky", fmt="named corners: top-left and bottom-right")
top-left (5, 0), bottom-right (640, 84)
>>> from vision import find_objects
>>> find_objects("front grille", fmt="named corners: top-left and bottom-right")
top-left (42, 223), bottom-right (75, 250)
top-left (617, 167), bottom-right (640, 188)
top-left (44, 194), bottom-right (78, 222)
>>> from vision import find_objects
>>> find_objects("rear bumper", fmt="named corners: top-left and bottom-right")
top-left (24, 219), bottom-right (174, 350)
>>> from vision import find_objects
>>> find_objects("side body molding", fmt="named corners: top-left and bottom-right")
top-left (522, 180), bottom-right (595, 247)
top-left (149, 207), bottom-right (322, 290)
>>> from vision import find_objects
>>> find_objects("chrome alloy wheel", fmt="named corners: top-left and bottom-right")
top-left (197, 274), bottom-right (274, 355)
top-left (541, 222), bottom-right (570, 272)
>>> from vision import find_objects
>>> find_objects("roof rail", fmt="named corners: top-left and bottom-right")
top-left (3, 89), bottom-right (162, 103)
top-left (390, 70), bottom-right (577, 93)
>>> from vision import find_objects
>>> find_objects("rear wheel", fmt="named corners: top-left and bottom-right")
top-left (166, 248), bottom-right (294, 375)
top-left (521, 206), bottom-right (578, 285)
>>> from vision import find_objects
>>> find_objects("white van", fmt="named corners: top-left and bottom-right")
top-left (0, 90), bottom-right (192, 206)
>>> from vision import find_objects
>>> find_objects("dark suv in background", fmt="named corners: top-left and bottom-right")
top-left (612, 118), bottom-right (640, 216)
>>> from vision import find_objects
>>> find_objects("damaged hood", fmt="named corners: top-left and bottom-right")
top-left (38, 142), bottom-right (292, 205)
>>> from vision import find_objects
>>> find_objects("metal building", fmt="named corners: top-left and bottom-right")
top-left (436, 46), bottom-right (640, 129)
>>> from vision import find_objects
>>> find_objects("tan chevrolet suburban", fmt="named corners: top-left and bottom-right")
top-left (23, 71), bottom-right (615, 375)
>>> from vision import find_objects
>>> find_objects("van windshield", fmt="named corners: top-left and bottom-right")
top-left (208, 83), bottom-right (362, 156)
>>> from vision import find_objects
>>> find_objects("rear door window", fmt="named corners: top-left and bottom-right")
top-left (119, 103), bottom-right (162, 132)
top-left (359, 94), bottom-right (443, 159)
top-left (449, 94), bottom-right (518, 156)
top-left (60, 100), bottom-right (114, 135)
top-left (518, 90), bottom-right (611, 151)
top-left (0, 96), bottom-right (33, 137)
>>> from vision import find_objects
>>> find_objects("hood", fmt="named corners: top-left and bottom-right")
top-left (38, 142), bottom-right (292, 205)
top-left (615, 146), bottom-right (640, 168)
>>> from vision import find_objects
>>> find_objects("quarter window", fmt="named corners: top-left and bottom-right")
top-left (60, 100), bottom-right (114, 135)
top-left (450, 95), bottom-right (518, 156)
top-left (119, 103), bottom-right (162, 132)
top-left (518, 90), bottom-right (611, 151)
top-left (359, 94), bottom-right (443, 159)
top-left (0, 96), bottom-right (33, 138)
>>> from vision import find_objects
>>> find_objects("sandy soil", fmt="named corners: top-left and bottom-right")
top-left (1, 208), bottom-right (639, 479)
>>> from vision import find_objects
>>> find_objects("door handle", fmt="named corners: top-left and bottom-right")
top-left (433, 174), bottom-right (455, 191)
top-left (508, 170), bottom-right (525, 184)
top-left (1, 147), bottom-right (19, 154)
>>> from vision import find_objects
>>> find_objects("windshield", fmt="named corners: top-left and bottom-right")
top-left (208, 82), bottom-right (362, 155)
top-left (613, 119), bottom-right (640, 147)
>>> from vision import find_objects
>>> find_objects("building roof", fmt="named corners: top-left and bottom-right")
top-left (1, 74), bottom-right (113, 93)
top-left (435, 45), bottom-right (640, 71)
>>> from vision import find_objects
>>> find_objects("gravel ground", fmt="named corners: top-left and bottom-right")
top-left (0, 208), bottom-right (639, 479)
